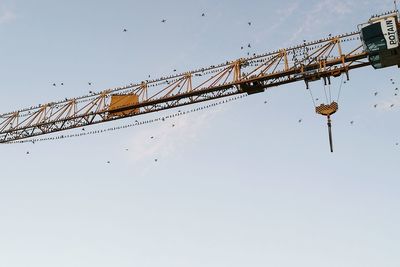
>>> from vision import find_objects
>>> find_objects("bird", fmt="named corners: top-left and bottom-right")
top-left (150, 136), bottom-right (154, 139)
top-left (82, 128), bottom-right (85, 131)
top-left (374, 104), bottom-right (378, 108)
top-left (391, 104), bottom-right (395, 108)
top-left (61, 82), bottom-right (64, 86)
top-left (350, 120), bottom-right (354, 125)
top-left (123, 28), bottom-right (127, 32)
top-left (374, 92), bottom-right (378, 96)
top-left (26, 151), bottom-right (30, 155)
top-left (201, 13), bottom-right (205, 17)
top-left (125, 148), bottom-right (129, 151)
top-left (396, 142), bottom-right (399, 146)
top-left (154, 159), bottom-right (158, 162)
top-left (52, 83), bottom-right (56, 87)
top-left (264, 100), bottom-right (267, 104)
top-left (248, 43), bottom-right (251, 48)
top-left (161, 19), bottom-right (166, 23)
top-left (395, 88), bottom-right (399, 91)
top-left (298, 119), bottom-right (302, 123)
top-left (172, 124), bottom-right (175, 127)
top-left (248, 22), bottom-right (251, 26)
top-left (88, 82), bottom-right (92, 86)
top-left (107, 161), bottom-right (110, 164)
top-left (241, 46), bottom-right (244, 50)
top-left (173, 69), bottom-right (177, 72)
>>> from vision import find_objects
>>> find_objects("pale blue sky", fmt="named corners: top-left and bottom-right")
top-left (0, 1), bottom-right (399, 267)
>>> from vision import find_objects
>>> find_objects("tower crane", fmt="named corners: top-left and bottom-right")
top-left (0, 11), bottom-right (399, 152)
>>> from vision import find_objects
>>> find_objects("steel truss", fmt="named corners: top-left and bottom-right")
top-left (0, 31), bottom-right (370, 143)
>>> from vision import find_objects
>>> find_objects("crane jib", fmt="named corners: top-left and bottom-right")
top-left (3, 10), bottom-right (400, 145)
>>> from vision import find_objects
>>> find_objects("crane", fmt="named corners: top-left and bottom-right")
top-left (1, 11), bottom-right (399, 152)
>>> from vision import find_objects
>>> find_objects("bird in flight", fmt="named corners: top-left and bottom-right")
top-left (202, 13), bottom-right (205, 17)
top-left (161, 19), bottom-right (166, 23)
top-left (248, 22), bottom-right (251, 26)
top-left (123, 28), bottom-right (127, 32)
top-left (298, 119), bottom-right (302, 123)
top-left (374, 91), bottom-right (378, 96)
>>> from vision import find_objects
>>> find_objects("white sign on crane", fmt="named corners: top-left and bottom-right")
top-left (382, 17), bottom-right (399, 49)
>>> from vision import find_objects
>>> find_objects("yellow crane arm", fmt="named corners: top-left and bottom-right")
top-left (0, 31), bottom-right (369, 143)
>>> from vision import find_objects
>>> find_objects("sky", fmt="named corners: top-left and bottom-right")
top-left (0, 0), bottom-right (399, 267)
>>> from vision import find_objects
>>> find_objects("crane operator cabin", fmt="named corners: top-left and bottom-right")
top-left (360, 12), bottom-right (400, 69)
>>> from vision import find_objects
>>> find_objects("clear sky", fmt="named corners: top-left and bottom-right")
top-left (0, 0), bottom-right (399, 267)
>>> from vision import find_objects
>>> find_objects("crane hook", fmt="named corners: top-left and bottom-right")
top-left (316, 102), bottom-right (338, 153)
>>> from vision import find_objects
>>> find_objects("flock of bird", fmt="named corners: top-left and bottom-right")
top-left (21, 12), bottom-right (400, 160)
top-left (373, 78), bottom-right (398, 109)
